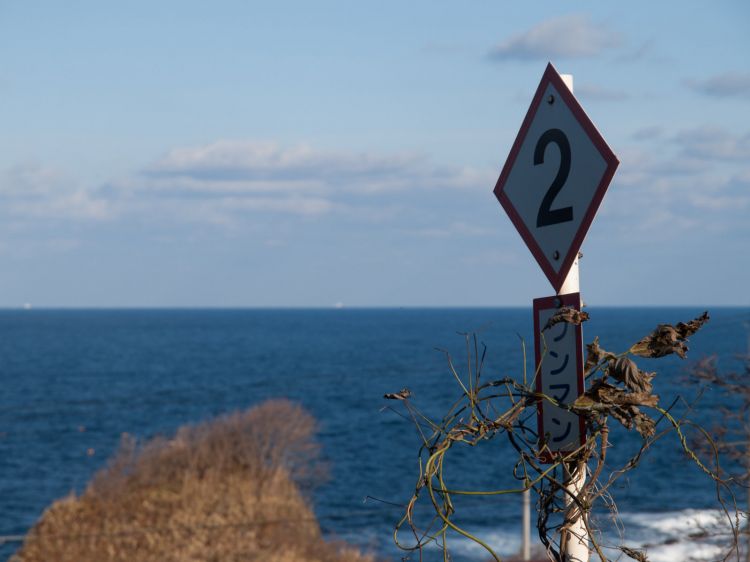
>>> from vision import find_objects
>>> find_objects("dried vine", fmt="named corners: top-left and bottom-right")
top-left (386, 310), bottom-right (738, 561)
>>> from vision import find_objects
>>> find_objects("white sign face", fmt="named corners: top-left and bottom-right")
top-left (534, 293), bottom-right (585, 461)
top-left (494, 63), bottom-right (618, 292)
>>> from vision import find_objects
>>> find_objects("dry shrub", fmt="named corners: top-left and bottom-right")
top-left (13, 399), bottom-right (375, 562)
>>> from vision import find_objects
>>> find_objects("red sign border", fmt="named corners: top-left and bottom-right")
top-left (533, 291), bottom-right (586, 464)
top-left (494, 62), bottom-right (619, 293)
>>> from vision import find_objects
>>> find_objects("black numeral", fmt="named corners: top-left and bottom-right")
top-left (535, 128), bottom-right (573, 227)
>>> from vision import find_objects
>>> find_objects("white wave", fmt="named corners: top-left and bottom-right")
top-left (448, 530), bottom-right (521, 559)
top-left (620, 508), bottom-right (733, 534)
top-left (356, 508), bottom-right (740, 562)
top-left (615, 509), bottom-right (737, 562)
top-left (643, 541), bottom-right (725, 562)
top-left (436, 509), bottom-right (735, 562)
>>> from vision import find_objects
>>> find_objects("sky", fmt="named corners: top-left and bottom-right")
top-left (1, 1), bottom-right (748, 307)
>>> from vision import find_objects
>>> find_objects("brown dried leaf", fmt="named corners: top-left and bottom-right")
top-left (383, 388), bottom-right (411, 400)
top-left (572, 394), bottom-right (597, 410)
top-left (586, 381), bottom-right (658, 408)
top-left (542, 307), bottom-right (589, 332)
top-left (633, 410), bottom-right (656, 438)
top-left (625, 392), bottom-right (659, 408)
top-left (610, 405), bottom-right (656, 438)
top-left (676, 311), bottom-right (710, 339)
top-left (577, 380), bottom-right (658, 437)
top-left (609, 405), bottom-right (633, 430)
top-left (584, 336), bottom-right (616, 375)
top-left (630, 325), bottom-right (687, 359)
top-left (630, 312), bottom-right (709, 359)
top-left (586, 380), bottom-right (621, 404)
top-left (691, 356), bottom-right (719, 384)
top-left (621, 545), bottom-right (650, 561)
top-left (607, 357), bottom-right (655, 394)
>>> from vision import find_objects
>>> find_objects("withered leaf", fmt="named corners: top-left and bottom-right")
top-left (383, 388), bottom-right (412, 400)
top-left (584, 336), bottom-right (616, 375)
top-left (572, 394), bottom-right (597, 410)
top-left (630, 312), bottom-right (709, 359)
top-left (676, 311), bottom-right (710, 339)
top-left (575, 380), bottom-right (658, 437)
top-left (633, 410), bottom-right (656, 438)
top-left (585, 381), bottom-right (658, 408)
top-left (625, 391), bottom-right (659, 408)
top-left (609, 405), bottom-right (632, 430)
top-left (543, 307), bottom-right (590, 332)
top-left (609, 405), bottom-right (656, 438)
top-left (585, 380), bottom-right (620, 404)
top-left (620, 546), bottom-right (649, 562)
top-left (607, 357), bottom-right (655, 394)
top-left (631, 325), bottom-right (686, 359)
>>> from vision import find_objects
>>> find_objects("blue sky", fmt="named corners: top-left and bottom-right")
top-left (1, 1), bottom-right (748, 307)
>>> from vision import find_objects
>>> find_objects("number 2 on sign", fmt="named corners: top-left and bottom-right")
top-left (535, 128), bottom-right (573, 227)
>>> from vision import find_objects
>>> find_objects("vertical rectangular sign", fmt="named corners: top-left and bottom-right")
top-left (533, 292), bottom-right (585, 462)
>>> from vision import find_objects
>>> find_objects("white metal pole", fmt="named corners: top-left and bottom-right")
top-left (558, 73), bottom-right (589, 562)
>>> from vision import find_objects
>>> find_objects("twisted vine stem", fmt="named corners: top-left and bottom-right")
top-left (387, 311), bottom-right (740, 562)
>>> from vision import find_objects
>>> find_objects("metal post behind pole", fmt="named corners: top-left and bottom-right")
top-left (522, 488), bottom-right (530, 560)
top-left (744, 322), bottom-right (750, 562)
top-left (558, 73), bottom-right (589, 562)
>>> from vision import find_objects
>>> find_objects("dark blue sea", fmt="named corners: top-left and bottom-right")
top-left (1, 307), bottom-right (749, 561)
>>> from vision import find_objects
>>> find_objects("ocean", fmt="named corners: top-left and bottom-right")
top-left (1, 307), bottom-right (749, 561)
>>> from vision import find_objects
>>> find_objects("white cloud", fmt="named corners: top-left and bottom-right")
top-left (216, 195), bottom-right (335, 216)
top-left (0, 236), bottom-right (83, 258)
top-left (613, 147), bottom-right (704, 194)
top-left (118, 174), bottom-right (331, 196)
top-left (614, 39), bottom-right (664, 64)
top-left (601, 130), bottom-right (750, 240)
top-left (1, 164), bottom-right (66, 197)
top-left (146, 140), bottom-right (411, 183)
top-left (412, 221), bottom-right (497, 238)
top-left (686, 171), bottom-right (750, 212)
top-left (688, 193), bottom-right (750, 211)
top-left (134, 140), bottom-right (493, 203)
top-left (576, 83), bottom-right (630, 102)
top-left (630, 126), bottom-right (663, 141)
top-left (461, 249), bottom-right (519, 267)
top-left (114, 140), bottom-right (493, 224)
top-left (144, 140), bottom-right (485, 193)
top-left (674, 127), bottom-right (750, 162)
top-left (0, 164), bottom-right (111, 221)
top-left (488, 14), bottom-right (622, 61)
top-left (1, 142), bottom-right (495, 233)
top-left (686, 71), bottom-right (750, 99)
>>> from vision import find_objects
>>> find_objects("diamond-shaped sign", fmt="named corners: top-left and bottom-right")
top-left (493, 63), bottom-right (619, 292)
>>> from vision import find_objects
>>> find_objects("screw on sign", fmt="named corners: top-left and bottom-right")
top-left (493, 63), bottom-right (619, 293)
